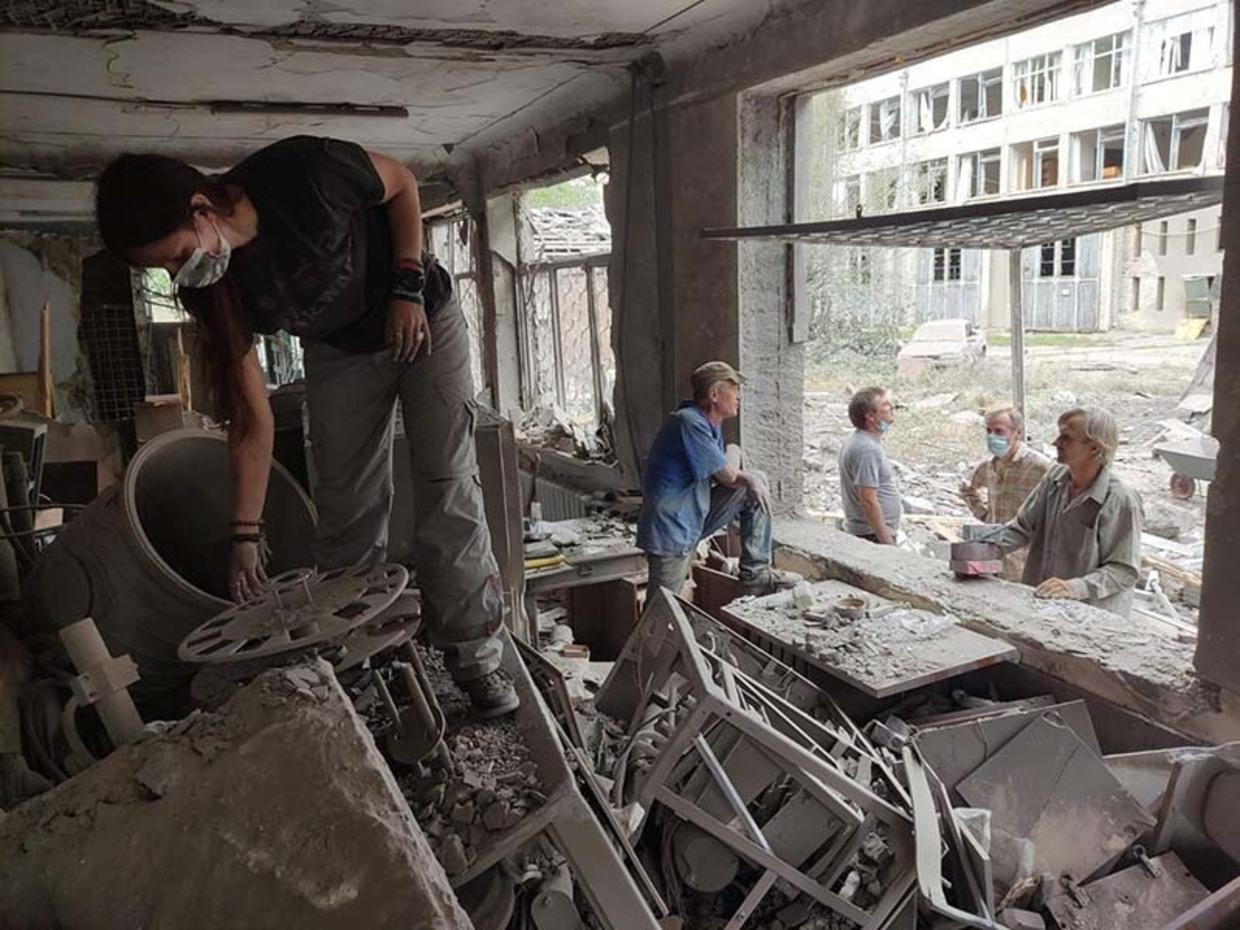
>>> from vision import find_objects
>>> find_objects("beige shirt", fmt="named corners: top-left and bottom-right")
top-left (999, 465), bottom-right (1144, 617)
top-left (962, 443), bottom-right (1053, 524)
top-left (962, 444), bottom-right (1053, 581)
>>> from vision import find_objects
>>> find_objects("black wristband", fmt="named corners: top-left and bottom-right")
top-left (391, 266), bottom-right (426, 295)
top-left (231, 532), bottom-right (264, 545)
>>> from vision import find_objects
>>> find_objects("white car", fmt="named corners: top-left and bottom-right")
top-left (897, 319), bottom-right (987, 377)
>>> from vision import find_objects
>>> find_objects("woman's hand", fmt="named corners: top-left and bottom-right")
top-left (387, 298), bottom-right (432, 363)
top-left (229, 540), bottom-right (268, 603)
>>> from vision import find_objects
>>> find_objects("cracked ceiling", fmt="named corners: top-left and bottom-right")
top-left (0, 0), bottom-right (783, 225)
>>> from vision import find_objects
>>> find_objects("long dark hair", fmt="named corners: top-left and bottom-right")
top-left (96, 154), bottom-right (255, 437)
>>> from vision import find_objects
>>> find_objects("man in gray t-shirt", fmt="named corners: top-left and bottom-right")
top-left (838, 386), bottom-right (902, 543)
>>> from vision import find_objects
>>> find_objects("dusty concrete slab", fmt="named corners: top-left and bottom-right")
top-left (0, 660), bottom-right (472, 930)
top-left (774, 519), bottom-right (1240, 745)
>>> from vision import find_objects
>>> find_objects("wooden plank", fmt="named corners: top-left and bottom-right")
top-left (38, 301), bottom-right (54, 418)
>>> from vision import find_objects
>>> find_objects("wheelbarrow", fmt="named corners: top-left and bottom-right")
top-left (1153, 432), bottom-right (1219, 500)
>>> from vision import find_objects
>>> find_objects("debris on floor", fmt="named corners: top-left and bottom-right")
top-left (0, 661), bottom-right (473, 930)
top-left (1, 464), bottom-right (1235, 929)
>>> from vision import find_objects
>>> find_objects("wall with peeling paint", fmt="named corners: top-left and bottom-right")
top-left (0, 232), bottom-right (95, 421)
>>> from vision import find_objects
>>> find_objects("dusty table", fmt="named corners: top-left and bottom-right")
top-left (720, 579), bottom-right (1018, 699)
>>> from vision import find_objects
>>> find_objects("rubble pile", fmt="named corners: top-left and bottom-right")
top-left (518, 403), bottom-right (615, 461)
top-left (400, 720), bottom-right (546, 876)
top-left (378, 646), bottom-right (548, 878)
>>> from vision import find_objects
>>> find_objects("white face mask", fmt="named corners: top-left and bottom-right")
top-left (173, 214), bottom-right (231, 288)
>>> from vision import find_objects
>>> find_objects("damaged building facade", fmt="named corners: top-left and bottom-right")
top-left (0, 0), bottom-right (1238, 929)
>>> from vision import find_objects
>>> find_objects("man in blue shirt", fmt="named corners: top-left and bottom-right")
top-left (637, 361), bottom-right (797, 598)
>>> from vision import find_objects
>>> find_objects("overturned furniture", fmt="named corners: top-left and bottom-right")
top-left (596, 590), bottom-right (916, 929)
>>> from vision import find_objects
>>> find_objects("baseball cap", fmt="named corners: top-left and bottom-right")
top-left (691, 361), bottom-right (745, 395)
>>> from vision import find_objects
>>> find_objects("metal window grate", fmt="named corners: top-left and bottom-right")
top-left (80, 303), bottom-right (146, 422)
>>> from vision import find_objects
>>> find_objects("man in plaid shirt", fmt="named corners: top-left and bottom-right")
top-left (959, 405), bottom-right (1051, 580)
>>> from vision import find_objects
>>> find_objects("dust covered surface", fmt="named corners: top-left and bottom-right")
top-left (0, 661), bottom-right (471, 930)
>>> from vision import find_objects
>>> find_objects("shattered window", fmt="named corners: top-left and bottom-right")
top-left (915, 158), bottom-right (948, 204)
top-left (1013, 52), bottom-right (1061, 108)
top-left (868, 96), bottom-right (901, 143)
top-left (515, 176), bottom-right (614, 434)
top-left (958, 68), bottom-right (1002, 123)
top-left (910, 83), bottom-right (950, 134)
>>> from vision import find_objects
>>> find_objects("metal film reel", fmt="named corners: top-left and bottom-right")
top-left (178, 563), bottom-right (409, 664)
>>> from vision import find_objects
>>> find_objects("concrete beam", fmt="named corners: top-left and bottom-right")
top-left (0, 177), bottom-right (94, 226)
top-left (774, 519), bottom-right (1240, 746)
top-left (467, 0), bottom-right (1110, 195)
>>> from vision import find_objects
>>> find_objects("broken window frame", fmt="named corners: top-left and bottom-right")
top-left (838, 106), bottom-right (863, 151)
top-left (915, 158), bottom-right (948, 205)
top-left (1072, 31), bottom-right (1131, 95)
top-left (836, 175), bottom-right (862, 216)
top-left (868, 95), bottom-right (902, 143)
top-left (868, 167), bottom-right (901, 212)
top-left (958, 148), bottom-right (1001, 200)
top-left (516, 252), bottom-right (613, 430)
top-left (1034, 137), bottom-right (1060, 189)
top-left (958, 68), bottom-right (1003, 124)
top-left (910, 83), bottom-right (950, 134)
top-left (1145, 10), bottom-right (1216, 80)
top-left (1070, 124), bottom-right (1126, 183)
top-left (1141, 108), bottom-right (1210, 174)
top-left (1013, 51), bottom-right (1062, 109)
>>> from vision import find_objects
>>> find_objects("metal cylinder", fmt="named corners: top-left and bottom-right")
top-left (23, 428), bottom-right (316, 719)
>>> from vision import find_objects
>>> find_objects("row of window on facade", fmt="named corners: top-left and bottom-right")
top-left (836, 105), bottom-right (1223, 214)
top-left (837, 9), bottom-right (1222, 150)
top-left (927, 240), bottom-right (1077, 283)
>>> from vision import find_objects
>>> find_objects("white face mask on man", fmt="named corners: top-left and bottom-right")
top-left (173, 214), bottom-right (231, 288)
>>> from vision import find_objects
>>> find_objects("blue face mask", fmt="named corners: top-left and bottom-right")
top-left (877, 419), bottom-right (891, 434)
top-left (986, 434), bottom-right (1010, 457)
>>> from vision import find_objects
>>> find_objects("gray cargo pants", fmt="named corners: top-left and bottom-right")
top-left (304, 298), bottom-right (503, 682)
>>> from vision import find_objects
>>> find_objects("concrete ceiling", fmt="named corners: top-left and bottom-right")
top-left (0, 0), bottom-right (785, 226)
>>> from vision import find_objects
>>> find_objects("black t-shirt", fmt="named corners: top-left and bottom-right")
top-left (224, 135), bottom-right (449, 354)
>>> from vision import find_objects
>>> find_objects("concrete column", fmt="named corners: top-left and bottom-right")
top-left (738, 92), bottom-right (805, 517)
top-left (1195, 18), bottom-right (1240, 690)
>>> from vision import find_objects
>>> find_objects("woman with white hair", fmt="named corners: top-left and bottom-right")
top-left (997, 406), bottom-right (1144, 617)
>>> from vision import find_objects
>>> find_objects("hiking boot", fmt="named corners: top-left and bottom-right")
top-left (462, 670), bottom-right (520, 718)
top-left (740, 568), bottom-right (804, 597)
